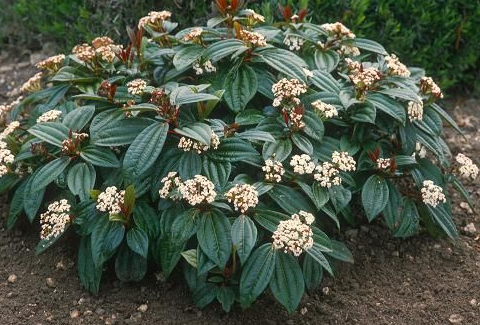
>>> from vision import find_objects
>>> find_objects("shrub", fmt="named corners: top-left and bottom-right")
top-left (1, 2), bottom-right (478, 313)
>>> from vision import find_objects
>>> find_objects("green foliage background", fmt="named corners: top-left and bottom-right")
top-left (0, 0), bottom-right (479, 93)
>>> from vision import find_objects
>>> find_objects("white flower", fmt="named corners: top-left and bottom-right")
top-left (178, 132), bottom-right (219, 154)
top-left (262, 159), bottom-right (285, 183)
top-left (385, 54), bottom-right (410, 77)
top-left (179, 175), bottom-right (216, 206)
top-left (415, 142), bottom-right (427, 158)
top-left (245, 9), bottom-right (265, 23)
top-left (225, 184), bottom-right (259, 213)
top-left (349, 66), bottom-right (382, 88)
top-left (290, 154), bottom-right (315, 175)
top-left (272, 78), bottom-right (307, 107)
top-left (238, 30), bottom-right (267, 47)
top-left (127, 79), bottom-right (147, 95)
top-left (283, 35), bottom-right (305, 51)
top-left (421, 180), bottom-right (446, 207)
top-left (193, 60), bottom-right (216, 75)
top-left (314, 162), bottom-right (341, 188)
top-left (159, 172), bottom-right (182, 199)
top-left (183, 27), bottom-right (203, 42)
top-left (95, 45), bottom-right (117, 63)
top-left (407, 100), bottom-right (423, 122)
top-left (96, 186), bottom-right (125, 215)
top-left (272, 211), bottom-right (315, 256)
top-left (20, 72), bottom-right (43, 93)
top-left (420, 77), bottom-right (443, 99)
top-left (35, 54), bottom-right (65, 72)
top-left (72, 43), bottom-right (96, 62)
top-left (40, 199), bottom-right (71, 241)
top-left (138, 10), bottom-right (172, 29)
top-left (288, 110), bottom-right (305, 129)
top-left (321, 22), bottom-right (356, 39)
top-left (456, 153), bottom-right (479, 180)
top-left (338, 45), bottom-right (360, 56)
top-left (376, 158), bottom-right (391, 170)
top-left (331, 151), bottom-right (356, 172)
top-left (312, 100), bottom-right (338, 119)
top-left (303, 68), bottom-right (313, 78)
top-left (37, 110), bottom-right (62, 123)
top-left (0, 121), bottom-right (20, 139)
top-left (0, 165), bottom-right (8, 177)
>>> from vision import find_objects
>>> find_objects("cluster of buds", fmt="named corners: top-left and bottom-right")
top-left (415, 142), bottom-right (427, 158)
top-left (0, 140), bottom-right (15, 177)
top-left (97, 80), bottom-right (117, 101)
top-left (0, 97), bottom-right (22, 119)
top-left (314, 162), bottom-right (341, 188)
top-left (72, 43), bottom-right (96, 62)
top-left (61, 132), bottom-right (89, 156)
top-left (290, 154), bottom-right (316, 175)
top-left (385, 54), bottom-right (410, 77)
top-left (96, 186), bottom-right (125, 215)
top-left (238, 29), bottom-right (267, 47)
top-left (455, 153), bottom-right (479, 180)
top-left (127, 79), bottom-right (147, 96)
top-left (420, 77), bottom-right (443, 99)
top-left (321, 22), bottom-right (356, 39)
top-left (283, 35), bottom-right (305, 51)
top-left (39, 199), bottom-right (71, 241)
top-left (337, 44), bottom-right (360, 57)
top-left (73, 36), bottom-right (121, 64)
top-left (35, 54), bottom-right (65, 73)
top-left (183, 27), bottom-right (203, 42)
top-left (262, 159), bottom-right (285, 183)
top-left (331, 151), bottom-right (356, 172)
top-left (20, 73), bottom-right (43, 93)
top-left (0, 120), bottom-right (20, 139)
top-left (13, 162), bottom-right (33, 178)
top-left (407, 100), bottom-right (424, 122)
top-left (272, 78), bottom-right (307, 108)
top-left (192, 60), bottom-right (216, 75)
top-left (138, 10), bottom-right (172, 30)
top-left (225, 184), bottom-right (259, 213)
top-left (158, 172), bottom-right (182, 199)
top-left (178, 132), bottom-right (220, 154)
top-left (244, 9), bottom-right (265, 24)
top-left (178, 175), bottom-right (217, 206)
top-left (368, 148), bottom-right (396, 173)
top-left (345, 59), bottom-right (382, 96)
top-left (150, 89), bottom-right (179, 123)
top-left (272, 211), bottom-right (315, 256)
top-left (312, 100), bottom-right (338, 119)
top-left (421, 180), bottom-right (446, 207)
top-left (376, 158), bottom-right (391, 170)
top-left (37, 110), bottom-right (62, 123)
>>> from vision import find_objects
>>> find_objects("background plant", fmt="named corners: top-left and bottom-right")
top-left (0, 0), bottom-right (478, 313)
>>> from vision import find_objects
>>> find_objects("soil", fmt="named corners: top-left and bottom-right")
top-left (1, 54), bottom-right (480, 325)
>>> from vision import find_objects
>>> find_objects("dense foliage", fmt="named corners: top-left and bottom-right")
top-left (0, 1), bottom-right (478, 313)
top-left (1, 0), bottom-right (479, 94)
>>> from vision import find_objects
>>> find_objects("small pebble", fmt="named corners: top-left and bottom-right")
top-left (137, 304), bottom-right (148, 313)
top-left (300, 307), bottom-right (308, 315)
top-left (7, 274), bottom-right (17, 283)
top-left (449, 314), bottom-right (464, 324)
top-left (46, 278), bottom-right (55, 288)
top-left (322, 287), bottom-right (330, 295)
top-left (70, 310), bottom-right (80, 319)
top-left (470, 299), bottom-right (477, 306)
top-left (463, 223), bottom-right (477, 236)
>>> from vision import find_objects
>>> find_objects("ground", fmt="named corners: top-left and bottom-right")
top-left (1, 53), bottom-right (480, 325)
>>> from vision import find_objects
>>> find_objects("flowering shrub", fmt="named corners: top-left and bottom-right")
top-left (0, 1), bottom-right (478, 313)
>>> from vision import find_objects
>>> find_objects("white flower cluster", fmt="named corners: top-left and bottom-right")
top-left (288, 110), bottom-right (305, 129)
top-left (290, 154), bottom-right (315, 174)
top-left (192, 60), bottom-right (216, 75)
top-left (455, 153), bottom-right (479, 180)
top-left (338, 44), bottom-right (360, 57)
top-left (0, 140), bottom-right (15, 177)
top-left (0, 97), bottom-right (23, 120)
top-left (20, 72), bottom-right (42, 93)
top-left (351, 67), bottom-right (381, 88)
top-left (407, 100), bottom-right (423, 122)
top-left (183, 27), bottom-right (203, 42)
top-left (376, 158), bottom-right (391, 170)
top-left (40, 199), bottom-right (71, 241)
top-left (178, 132), bottom-right (220, 154)
top-left (35, 54), bottom-right (65, 72)
top-left (283, 35), bottom-right (305, 51)
top-left (385, 54), bottom-right (410, 77)
top-left (72, 43), bottom-right (96, 62)
top-left (37, 110), bottom-right (62, 123)
top-left (225, 184), bottom-right (259, 213)
top-left (262, 159), bottom-right (285, 183)
top-left (238, 30), bottom-right (267, 47)
top-left (272, 78), bottom-right (307, 107)
top-left (331, 151), bottom-right (356, 172)
top-left (321, 22), bottom-right (356, 39)
top-left (421, 180), bottom-right (446, 207)
top-left (178, 175), bottom-right (216, 206)
top-left (127, 79), bottom-right (147, 95)
top-left (420, 77), bottom-right (443, 99)
top-left (415, 142), bottom-right (427, 158)
top-left (158, 172), bottom-right (182, 199)
top-left (91, 36), bottom-right (120, 63)
top-left (312, 100), bottom-right (338, 119)
top-left (245, 9), bottom-right (265, 23)
top-left (138, 10), bottom-right (172, 29)
top-left (0, 121), bottom-right (20, 138)
top-left (13, 162), bottom-right (33, 177)
top-left (96, 186), bottom-right (125, 215)
top-left (272, 211), bottom-right (315, 256)
top-left (314, 162), bottom-right (341, 188)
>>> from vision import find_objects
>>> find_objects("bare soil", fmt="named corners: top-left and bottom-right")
top-left (1, 54), bottom-right (480, 325)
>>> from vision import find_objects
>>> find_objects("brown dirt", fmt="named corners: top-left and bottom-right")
top-left (1, 55), bottom-right (480, 325)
